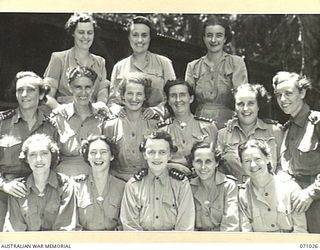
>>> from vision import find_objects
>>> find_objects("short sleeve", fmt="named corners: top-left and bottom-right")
top-left (43, 52), bottom-right (63, 89)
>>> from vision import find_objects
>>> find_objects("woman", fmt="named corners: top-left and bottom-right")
top-left (218, 83), bottom-right (283, 183)
top-left (102, 72), bottom-right (158, 181)
top-left (189, 142), bottom-right (239, 231)
top-left (50, 66), bottom-right (107, 177)
top-left (74, 135), bottom-right (125, 230)
top-left (120, 131), bottom-right (195, 231)
top-left (0, 71), bottom-right (56, 230)
top-left (109, 16), bottom-right (176, 118)
top-left (4, 134), bottom-right (77, 231)
top-left (238, 139), bottom-right (307, 232)
top-left (185, 16), bottom-right (248, 129)
top-left (44, 12), bottom-right (108, 110)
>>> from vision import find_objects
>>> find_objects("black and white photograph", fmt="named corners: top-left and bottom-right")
top-left (0, 0), bottom-right (320, 246)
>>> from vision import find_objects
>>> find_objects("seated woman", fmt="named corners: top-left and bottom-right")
top-left (4, 134), bottom-right (77, 231)
top-left (50, 66), bottom-right (107, 177)
top-left (102, 72), bottom-right (158, 181)
top-left (189, 142), bottom-right (239, 231)
top-left (74, 135), bottom-right (125, 230)
top-left (218, 83), bottom-right (283, 183)
top-left (120, 131), bottom-right (195, 231)
top-left (238, 139), bottom-right (307, 233)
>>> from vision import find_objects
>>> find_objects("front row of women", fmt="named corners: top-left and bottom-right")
top-left (3, 131), bottom-right (311, 232)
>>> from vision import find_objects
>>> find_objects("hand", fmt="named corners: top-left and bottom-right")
top-left (292, 189), bottom-right (314, 213)
top-left (2, 179), bottom-right (28, 198)
top-left (92, 102), bottom-right (111, 117)
top-left (143, 108), bottom-right (157, 120)
top-left (225, 116), bottom-right (237, 132)
top-left (52, 104), bottom-right (68, 119)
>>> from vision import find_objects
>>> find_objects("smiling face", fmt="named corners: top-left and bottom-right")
top-left (123, 82), bottom-right (146, 112)
top-left (235, 88), bottom-right (259, 128)
top-left (16, 77), bottom-right (42, 111)
top-left (192, 147), bottom-right (217, 181)
top-left (168, 84), bottom-right (194, 117)
top-left (143, 138), bottom-right (171, 177)
top-left (128, 23), bottom-right (151, 54)
top-left (240, 146), bottom-right (270, 179)
top-left (70, 76), bottom-right (94, 106)
top-left (203, 25), bottom-right (226, 54)
top-left (27, 140), bottom-right (52, 174)
top-left (73, 22), bottom-right (94, 50)
top-left (274, 79), bottom-right (305, 118)
top-left (88, 139), bottom-right (113, 172)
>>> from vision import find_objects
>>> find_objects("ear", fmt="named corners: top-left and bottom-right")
top-left (39, 91), bottom-right (45, 101)
top-left (143, 151), bottom-right (147, 160)
top-left (300, 88), bottom-right (306, 99)
top-left (110, 155), bottom-right (114, 161)
top-left (189, 95), bottom-right (194, 104)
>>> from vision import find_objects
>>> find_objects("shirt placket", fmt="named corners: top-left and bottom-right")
top-left (153, 176), bottom-right (162, 229)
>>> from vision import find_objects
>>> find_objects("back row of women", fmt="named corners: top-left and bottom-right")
top-left (0, 13), bottom-right (319, 233)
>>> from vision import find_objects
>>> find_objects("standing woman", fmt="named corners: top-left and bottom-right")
top-left (109, 16), bottom-right (176, 118)
top-left (185, 16), bottom-right (248, 129)
top-left (44, 12), bottom-right (109, 110)
top-left (238, 139), bottom-right (307, 233)
top-left (75, 135), bottom-right (125, 231)
top-left (102, 72), bottom-right (158, 181)
top-left (189, 142), bottom-right (239, 231)
top-left (50, 66), bottom-right (107, 177)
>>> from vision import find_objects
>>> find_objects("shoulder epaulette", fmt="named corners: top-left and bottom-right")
top-left (44, 114), bottom-right (57, 127)
top-left (0, 109), bottom-right (15, 121)
top-left (133, 168), bottom-right (148, 181)
top-left (157, 117), bottom-right (173, 128)
top-left (262, 118), bottom-right (279, 125)
top-left (71, 174), bottom-right (88, 183)
top-left (308, 110), bottom-right (320, 125)
top-left (237, 183), bottom-right (247, 190)
top-left (169, 168), bottom-right (186, 181)
top-left (226, 174), bottom-right (238, 182)
top-left (56, 172), bottom-right (70, 186)
top-left (194, 116), bottom-right (213, 123)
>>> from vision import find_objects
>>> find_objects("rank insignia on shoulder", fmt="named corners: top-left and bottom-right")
top-left (262, 118), bottom-right (278, 125)
top-left (71, 174), bottom-right (88, 182)
top-left (237, 183), bottom-right (247, 190)
top-left (169, 168), bottom-right (186, 181)
top-left (226, 174), bottom-right (238, 182)
top-left (134, 168), bottom-right (148, 181)
top-left (194, 116), bottom-right (213, 123)
top-left (44, 114), bottom-right (57, 127)
top-left (157, 118), bottom-right (173, 128)
top-left (308, 111), bottom-right (320, 125)
top-left (0, 109), bottom-right (15, 121)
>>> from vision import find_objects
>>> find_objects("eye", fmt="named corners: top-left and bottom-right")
top-left (85, 86), bottom-right (92, 91)
top-left (159, 150), bottom-right (167, 155)
top-left (236, 102), bottom-right (244, 107)
top-left (205, 159), bottom-right (213, 165)
top-left (194, 159), bottom-right (202, 165)
top-left (88, 31), bottom-right (94, 35)
top-left (90, 150), bottom-right (97, 155)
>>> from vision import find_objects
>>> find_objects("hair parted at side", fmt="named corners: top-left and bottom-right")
top-left (126, 15), bottom-right (156, 38)
top-left (139, 130), bottom-right (178, 153)
top-left (65, 12), bottom-right (98, 35)
top-left (202, 15), bottom-right (233, 44)
top-left (272, 71), bottom-right (312, 92)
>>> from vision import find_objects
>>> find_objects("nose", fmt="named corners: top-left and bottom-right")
top-left (96, 151), bottom-right (101, 158)
top-left (36, 153), bottom-right (42, 162)
top-left (21, 89), bottom-right (28, 97)
top-left (249, 160), bottom-right (257, 168)
top-left (280, 94), bottom-right (286, 102)
top-left (211, 35), bottom-right (217, 42)
top-left (154, 152), bottom-right (160, 159)
top-left (243, 104), bottom-right (249, 111)
top-left (132, 93), bottom-right (138, 101)
top-left (176, 94), bottom-right (181, 102)
top-left (138, 35), bottom-right (143, 42)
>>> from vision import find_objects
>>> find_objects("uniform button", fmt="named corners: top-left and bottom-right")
top-left (205, 213), bottom-right (209, 216)
top-left (155, 216), bottom-right (159, 219)
top-left (81, 138), bottom-right (83, 141)
top-left (81, 124), bottom-right (84, 127)
top-left (271, 224), bottom-right (275, 227)
top-left (132, 150), bottom-right (135, 153)
top-left (182, 140), bottom-right (185, 144)
top-left (132, 132), bottom-right (135, 137)
top-left (156, 197), bottom-right (159, 200)
top-left (210, 92), bottom-right (213, 95)
top-left (265, 192), bottom-right (268, 196)
top-left (267, 208), bottom-right (271, 212)
top-left (155, 177), bottom-right (159, 180)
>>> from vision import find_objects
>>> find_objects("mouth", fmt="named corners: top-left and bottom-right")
top-left (152, 161), bottom-right (163, 166)
top-left (34, 164), bottom-right (45, 168)
top-left (93, 161), bottom-right (105, 166)
top-left (79, 97), bottom-right (89, 101)
top-left (241, 112), bottom-right (253, 117)
top-left (250, 167), bottom-right (262, 173)
top-left (281, 103), bottom-right (290, 109)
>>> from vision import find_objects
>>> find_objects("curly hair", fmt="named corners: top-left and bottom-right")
top-left (202, 16), bottom-right (233, 45)
top-left (64, 12), bottom-right (98, 35)
top-left (139, 130), bottom-right (178, 153)
top-left (188, 142), bottom-right (221, 166)
top-left (126, 15), bottom-right (156, 39)
top-left (119, 72), bottom-right (153, 108)
top-left (66, 66), bottom-right (98, 85)
top-left (80, 134), bottom-right (117, 166)
top-left (19, 133), bottom-right (60, 170)
top-left (272, 71), bottom-right (312, 92)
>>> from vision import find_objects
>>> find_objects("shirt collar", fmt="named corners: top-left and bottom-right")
top-left (149, 168), bottom-right (169, 185)
top-left (203, 52), bottom-right (228, 67)
top-left (64, 102), bottom-right (98, 120)
top-left (231, 117), bottom-right (267, 132)
top-left (70, 47), bottom-right (95, 68)
top-left (130, 51), bottom-right (151, 69)
top-left (190, 170), bottom-right (228, 186)
top-left (26, 170), bottom-right (59, 193)
top-left (13, 108), bottom-right (47, 125)
top-left (292, 103), bottom-right (310, 127)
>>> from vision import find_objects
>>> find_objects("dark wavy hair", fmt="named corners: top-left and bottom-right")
top-left (13, 71), bottom-right (51, 105)
top-left (65, 12), bottom-right (99, 35)
top-left (272, 71), bottom-right (312, 93)
top-left (19, 133), bottom-right (60, 170)
top-left (202, 16), bottom-right (233, 44)
top-left (139, 130), bottom-right (178, 153)
top-left (80, 134), bottom-right (117, 166)
top-left (126, 15), bottom-right (156, 39)
top-left (66, 66), bottom-right (98, 85)
top-left (188, 142), bottom-right (221, 166)
top-left (238, 139), bottom-right (273, 173)
top-left (119, 72), bottom-right (153, 108)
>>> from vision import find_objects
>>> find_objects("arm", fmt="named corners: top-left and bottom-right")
top-left (109, 63), bottom-right (122, 106)
top-left (0, 176), bottom-right (27, 198)
top-left (175, 180), bottom-right (195, 231)
top-left (185, 62), bottom-right (196, 87)
top-left (3, 196), bottom-right (27, 231)
top-left (220, 180), bottom-right (240, 231)
top-left (232, 56), bottom-right (248, 88)
top-left (238, 188), bottom-right (253, 232)
top-left (120, 182), bottom-right (143, 231)
top-left (96, 59), bottom-right (109, 104)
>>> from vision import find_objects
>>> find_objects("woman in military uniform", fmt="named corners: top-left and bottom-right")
top-left (237, 139), bottom-right (307, 232)
top-left (50, 66), bottom-right (107, 177)
top-left (218, 83), bottom-right (283, 183)
top-left (273, 71), bottom-right (320, 233)
top-left (185, 16), bottom-right (248, 129)
top-left (0, 71), bottom-right (56, 230)
top-left (4, 134), bottom-right (77, 231)
top-left (120, 131), bottom-right (195, 231)
top-left (101, 72), bottom-right (158, 181)
top-left (189, 142), bottom-right (239, 231)
top-left (74, 135), bottom-right (125, 230)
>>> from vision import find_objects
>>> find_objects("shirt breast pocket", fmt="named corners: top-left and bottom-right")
top-left (276, 205), bottom-right (293, 230)
top-left (21, 204), bottom-right (39, 229)
top-left (0, 135), bottom-right (22, 162)
top-left (162, 194), bottom-right (178, 225)
top-left (107, 196), bottom-right (121, 228)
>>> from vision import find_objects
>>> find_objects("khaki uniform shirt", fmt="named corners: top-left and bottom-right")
top-left (120, 169), bottom-right (195, 231)
top-left (238, 175), bottom-right (307, 233)
top-left (75, 172), bottom-right (125, 230)
top-left (101, 115), bottom-right (158, 181)
top-left (109, 51), bottom-right (176, 107)
top-left (4, 171), bottom-right (77, 231)
top-left (44, 48), bottom-right (108, 104)
top-left (190, 171), bottom-right (239, 231)
top-left (185, 53), bottom-right (247, 128)
top-left (50, 103), bottom-right (104, 176)
top-left (218, 118), bottom-right (283, 182)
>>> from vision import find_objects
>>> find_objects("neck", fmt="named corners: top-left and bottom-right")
top-left (125, 109), bottom-right (142, 121)
top-left (74, 46), bottom-right (90, 57)
top-left (74, 102), bottom-right (92, 118)
top-left (201, 175), bottom-right (216, 190)
top-left (175, 112), bottom-right (192, 122)
top-left (20, 107), bottom-right (37, 121)
top-left (33, 170), bottom-right (50, 193)
top-left (92, 168), bottom-right (109, 194)
top-left (240, 120), bottom-right (257, 135)
top-left (132, 51), bottom-right (148, 61)
top-left (252, 173), bottom-right (273, 189)
top-left (291, 102), bottom-right (304, 118)
top-left (206, 50), bottom-right (224, 63)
